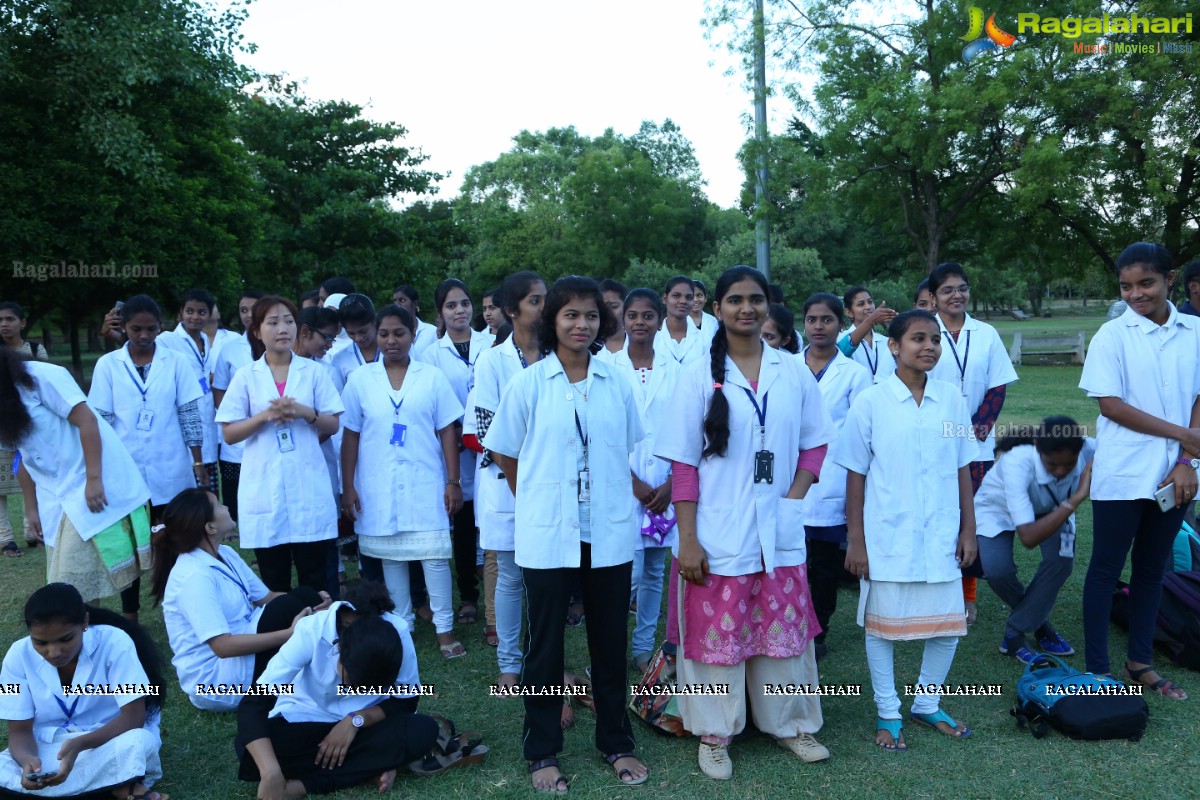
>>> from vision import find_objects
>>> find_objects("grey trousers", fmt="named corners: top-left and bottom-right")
top-left (978, 529), bottom-right (1073, 641)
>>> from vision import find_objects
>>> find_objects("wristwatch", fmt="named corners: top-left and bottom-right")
top-left (349, 713), bottom-right (365, 728)
top-left (1178, 457), bottom-right (1200, 470)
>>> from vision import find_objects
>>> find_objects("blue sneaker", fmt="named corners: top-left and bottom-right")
top-left (999, 636), bottom-right (1037, 664)
top-left (1037, 631), bottom-right (1076, 656)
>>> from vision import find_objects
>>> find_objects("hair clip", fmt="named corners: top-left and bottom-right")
top-left (713, 382), bottom-right (723, 389)
top-left (151, 524), bottom-right (166, 535)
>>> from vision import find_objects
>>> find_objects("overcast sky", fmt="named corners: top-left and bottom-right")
top-left (235, 0), bottom-right (773, 208)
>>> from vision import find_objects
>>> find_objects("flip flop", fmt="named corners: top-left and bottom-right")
top-left (456, 604), bottom-right (478, 625)
top-left (909, 709), bottom-right (971, 738)
top-left (875, 717), bottom-right (907, 751)
top-left (439, 640), bottom-right (467, 659)
top-left (483, 626), bottom-right (499, 647)
top-left (603, 753), bottom-right (649, 786)
top-left (529, 757), bottom-right (569, 795)
top-left (2, 542), bottom-right (23, 558)
top-left (408, 742), bottom-right (488, 776)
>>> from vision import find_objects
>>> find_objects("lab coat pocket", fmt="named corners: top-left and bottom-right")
top-left (775, 496), bottom-right (807, 566)
top-left (522, 483), bottom-right (562, 531)
top-left (697, 504), bottom-right (741, 561)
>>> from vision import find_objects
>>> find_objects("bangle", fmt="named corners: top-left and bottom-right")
top-left (193, 461), bottom-right (203, 468)
top-left (446, 478), bottom-right (462, 486)
top-left (1060, 500), bottom-right (1075, 512)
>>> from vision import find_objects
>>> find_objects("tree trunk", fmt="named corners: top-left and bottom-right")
top-left (68, 316), bottom-right (83, 381)
top-left (86, 323), bottom-right (100, 353)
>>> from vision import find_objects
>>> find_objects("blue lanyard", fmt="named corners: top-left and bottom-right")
top-left (804, 347), bottom-right (832, 383)
top-left (183, 333), bottom-right (207, 372)
top-left (53, 694), bottom-right (81, 728)
top-left (451, 342), bottom-right (473, 368)
top-left (353, 344), bottom-right (380, 366)
top-left (741, 387), bottom-right (768, 447)
top-left (120, 360), bottom-right (150, 402)
top-left (390, 395), bottom-right (404, 417)
top-left (515, 346), bottom-right (530, 369)
top-left (210, 562), bottom-right (254, 617)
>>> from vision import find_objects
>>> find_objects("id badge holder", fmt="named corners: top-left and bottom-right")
top-left (136, 408), bottom-right (154, 431)
top-left (275, 425), bottom-right (295, 453)
top-left (753, 450), bottom-right (774, 484)
top-left (1059, 520), bottom-right (1076, 558)
top-left (199, 376), bottom-right (211, 394)
top-left (390, 423), bottom-right (407, 447)
top-left (578, 468), bottom-right (591, 502)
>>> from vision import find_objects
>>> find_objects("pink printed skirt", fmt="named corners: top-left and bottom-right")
top-left (681, 565), bottom-right (820, 666)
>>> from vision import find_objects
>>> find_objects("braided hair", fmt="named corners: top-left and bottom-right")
top-left (702, 265), bottom-right (771, 459)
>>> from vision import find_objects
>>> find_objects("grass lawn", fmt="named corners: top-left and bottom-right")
top-left (3, 344), bottom-right (1198, 800)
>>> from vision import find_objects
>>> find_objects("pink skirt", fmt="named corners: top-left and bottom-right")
top-left (680, 565), bottom-right (820, 666)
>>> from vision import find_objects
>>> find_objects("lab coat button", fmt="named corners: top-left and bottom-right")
top-left (568, 438), bottom-right (576, 446)
top-left (572, 522), bottom-right (579, 529)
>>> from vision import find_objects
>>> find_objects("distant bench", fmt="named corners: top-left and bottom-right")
top-left (1008, 331), bottom-right (1086, 365)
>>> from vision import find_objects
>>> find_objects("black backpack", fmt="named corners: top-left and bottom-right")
top-left (1111, 570), bottom-right (1200, 670)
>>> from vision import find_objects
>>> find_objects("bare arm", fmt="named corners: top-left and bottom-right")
top-left (956, 466), bottom-right (977, 568)
top-left (66, 402), bottom-right (106, 512)
top-left (844, 471), bottom-right (868, 578)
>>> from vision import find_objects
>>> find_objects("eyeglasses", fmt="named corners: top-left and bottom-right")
top-left (937, 284), bottom-right (970, 298)
top-left (315, 330), bottom-right (336, 344)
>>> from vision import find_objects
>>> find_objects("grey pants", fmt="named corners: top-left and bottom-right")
top-left (978, 529), bottom-right (1073, 641)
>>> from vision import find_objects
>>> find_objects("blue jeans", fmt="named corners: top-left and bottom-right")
top-left (494, 549), bottom-right (524, 675)
top-left (631, 547), bottom-right (669, 658)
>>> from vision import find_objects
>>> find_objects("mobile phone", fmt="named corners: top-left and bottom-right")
top-left (114, 300), bottom-right (124, 311)
top-left (26, 770), bottom-right (57, 782)
top-left (1154, 483), bottom-right (1176, 512)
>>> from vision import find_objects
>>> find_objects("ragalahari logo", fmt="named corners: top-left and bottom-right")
top-left (960, 7), bottom-right (1017, 64)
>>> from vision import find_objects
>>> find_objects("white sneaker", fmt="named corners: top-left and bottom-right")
top-left (776, 733), bottom-right (830, 763)
top-left (697, 742), bottom-right (733, 780)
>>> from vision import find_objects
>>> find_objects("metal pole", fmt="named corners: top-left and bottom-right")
top-left (753, 0), bottom-right (770, 280)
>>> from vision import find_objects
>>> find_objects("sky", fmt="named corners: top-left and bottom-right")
top-left (234, 0), bottom-right (769, 208)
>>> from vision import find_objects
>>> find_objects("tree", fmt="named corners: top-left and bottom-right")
top-left (0, 0), bottom-right (264, 376)
top-left (235, 79), bottom-right (444, 299)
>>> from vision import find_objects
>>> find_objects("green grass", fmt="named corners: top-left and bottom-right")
top-left (3, 355), bottom-right (1198, 799)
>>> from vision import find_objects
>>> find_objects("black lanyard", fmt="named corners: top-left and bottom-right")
top-left (574, 410), bottom-right (589, 461)
top-left (742, 387), bottom-right (768, 447)
top-left (861, 337), bottom-right (877, 376)
top-left (944, 328), bottom-right (971, 388)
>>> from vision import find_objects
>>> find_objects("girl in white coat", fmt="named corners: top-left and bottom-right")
top-left (151, 488), bottom-right (330, 711)
top-left (656, 266), bottom-right (833, 780)
top-left (834, 310), bottom-right (978, 751)
top-left (471, 271), bottom-right (547, 688)
top-left (341, 305), bottom-right (467, 659)
top-left (3, 351), bottom-right (152, 616)
top-left (0, 583), bottom-right (167, 799)
top-left (613, 289), bottom-right (679, 672)
top-left (421, 279), bottom-right (495, 626)
top-left (211, 290), bottom-right (264, 523)
top-left (216, 296), bottom-right (343, 596)
top-left (156, 288), bottom-right (220, 493)
top-left (798, 294), bottom-right (872, 658)
top-left (87, 295), bottom-right (205, 517)
top-left (485, 276), bottom-right (648, 792)
top-left (837, 286), bottom-right (898, 383)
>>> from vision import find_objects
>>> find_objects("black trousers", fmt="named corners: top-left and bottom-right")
top-left (255, 540), bottom-right (337, 596)
top-left (521, 544), bottom-right (635, 760)
top-left (219, 460), bottom-right (242, 521)
top-left (236, 706), bottom-right (436, 795)
top-left (451, 500), bottom-right (479, 604)
top-left (806, 538), bottom-right (844, 644)
top-left (253, 586), bottom-right (323, 677)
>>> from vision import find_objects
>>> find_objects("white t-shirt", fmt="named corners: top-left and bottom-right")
top-left (975, 440), bottom-right (1095, 539)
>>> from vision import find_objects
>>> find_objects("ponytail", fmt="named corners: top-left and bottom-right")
top-left (149, 488), bottom-right (214, 605)
top-left (341, 580), bottom-right (395, 616)
top-left (702, 324), bottom-right (731, 459)
top-left (84, 605), bottom-right (168, 715)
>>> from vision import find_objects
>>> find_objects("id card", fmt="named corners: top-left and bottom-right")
top-left (390, 423), bottom-right (407, 447)
top-left (136, 408), bottom-right (154, 431)
top-left (275, 425), bottom-right (295, 453)
top-left (578, 468), bottom-right (591, 502)
top-left (753, 450), bottom-right (774, 484)
top-left (1059, 529), bottom-right (1075, 559)
top-left (199, 376), bottom-right (210, 394)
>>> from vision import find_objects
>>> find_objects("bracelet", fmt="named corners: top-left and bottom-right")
top-left (193, 461), bottom-right (204, 468)
top-left (1060, 500), bottom-right (1075, 512)
top-left (446, 478), bottom-right (462, 486)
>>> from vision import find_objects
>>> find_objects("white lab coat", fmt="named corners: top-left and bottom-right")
top-left (214, 355), bottom-right (344, 548)
top-left (654, 319), bottom-right (706, 367)
top-left (484, 352), bottom-right (644, 569)
top-left (1080, 305), bottom-right (1200, 500)
top-left (832, 375), bottom-right (979, 582)
top-left (419, 329), bottom-right (495, 502)
top-left (341, 360), bottom-right (463, 536)
top-left (655, 345), bottom-right (834, 575)
top-left (410, 318), bottom-right (437, 361)
top-left (471, 337), bottom-right (526, 550)
top-left (836, 329), bottom-right (897, 384)
top-left (258, 601), bottom-right (421, 721)
top-left (211, 332), bottom-right (253, 463)
top-left (162, 545), bottom-right (270, 711)
top-left (330, 342), bottom-right (382, 389)
top-left (87, 343), bottom-right (202, 506)
top-left (157, 326), bottom-right (219, 463)
top-left (929, 312), bottom-right (1018, 462)
top-left (16, 363), bottom-right (150, 539)
top-left (801, 350), bottom-right (872, 528)
top-left (612, 347), bottom-right (679, 550)
top-left (975, 439), bottom-right (1096, 539)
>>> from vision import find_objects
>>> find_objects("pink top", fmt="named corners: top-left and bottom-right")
top-left (671, 445), bottom-right (827, 502)
top-left (274, 380), bottom-right (287, 396)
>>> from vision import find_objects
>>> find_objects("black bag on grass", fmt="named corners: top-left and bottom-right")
top-left (1011, 654), bottom-right (1148, 741)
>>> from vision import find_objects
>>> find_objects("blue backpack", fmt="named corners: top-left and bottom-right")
top-left (1011, 654), bottom-right (1148, 741)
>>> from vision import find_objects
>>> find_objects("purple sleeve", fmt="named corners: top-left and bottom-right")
top-left (972, 384), bottom-right (1007, 442)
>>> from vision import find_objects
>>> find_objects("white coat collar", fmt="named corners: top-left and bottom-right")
top-left (936, 311), bottom-right (980, 334)
top-left (114, 342), bottom-right (165, 391)
top-left (883, 371), bottom-right (948, 405)
top-left (1123, 302), bottom-right (1188, 333)
top-left (723, 341), bottom-right (781, 397)
top-left (437, 329), bottom-right (492, 361)
top-left (805, 347), bottom-right (851, 382)
top-left (540, 350), bottom-right (612, 382)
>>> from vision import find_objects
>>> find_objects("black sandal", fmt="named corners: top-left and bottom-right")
top-left (603, 752), bottom-right (648, 786)
top-left (2, 542), bottom-right (23, 558)
top-left (528, 757), bottom-right (569, 795)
